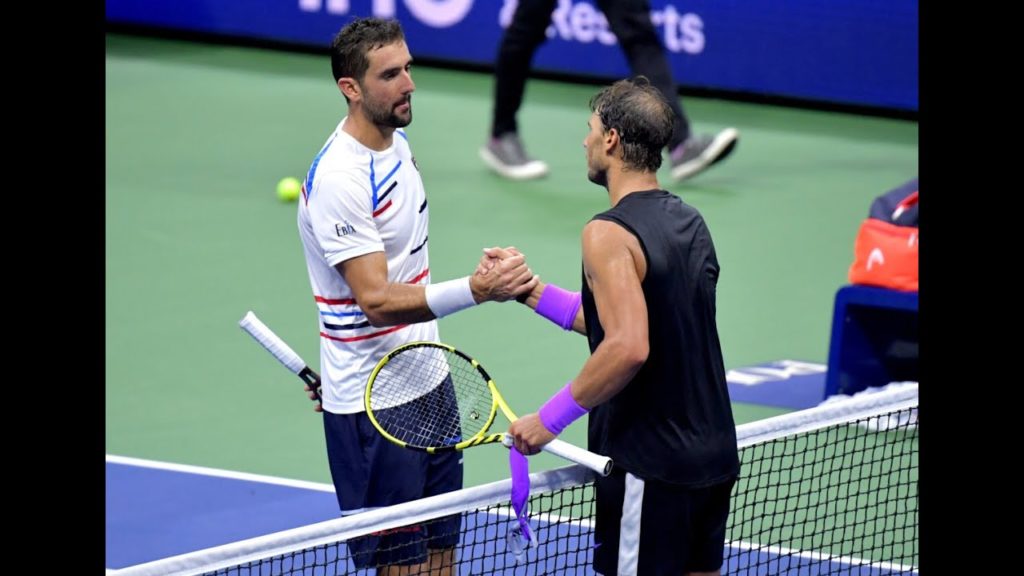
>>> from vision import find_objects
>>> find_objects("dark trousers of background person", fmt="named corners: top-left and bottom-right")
top-left (492, 0), bottom-right (691, 151)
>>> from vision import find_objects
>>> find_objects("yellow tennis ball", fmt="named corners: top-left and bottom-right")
top-left (276, 177), bottom-right (301, 202)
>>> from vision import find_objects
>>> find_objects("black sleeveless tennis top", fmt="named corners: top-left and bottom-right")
top-left (583, 189), bottom-right (739, 487)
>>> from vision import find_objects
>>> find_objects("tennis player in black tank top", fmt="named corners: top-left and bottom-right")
top-left (499, 77), bottom-right (740, 575)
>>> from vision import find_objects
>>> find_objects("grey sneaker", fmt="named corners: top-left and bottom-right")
top-left (669, 127), bottom-right (739, 182)
top-left (479, 133), bottom-right (549, 180)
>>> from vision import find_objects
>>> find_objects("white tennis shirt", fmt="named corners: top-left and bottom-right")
top-left (298, 117), bottom-right (438, 414)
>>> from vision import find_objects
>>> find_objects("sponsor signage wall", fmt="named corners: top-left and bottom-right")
top-left (107, 0), bottom-right (917, 112)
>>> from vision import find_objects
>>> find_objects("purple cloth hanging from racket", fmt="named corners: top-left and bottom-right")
top-left (508, 447), bottom-right (536, 562)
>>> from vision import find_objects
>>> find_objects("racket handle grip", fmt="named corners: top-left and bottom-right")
top-left (501, 435), bottom-right (612, 476)
top-left (543, 439), bottom-right (613, 476)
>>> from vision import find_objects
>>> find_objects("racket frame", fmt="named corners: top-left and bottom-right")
top-left (364, 341), bottom-right (612, 476)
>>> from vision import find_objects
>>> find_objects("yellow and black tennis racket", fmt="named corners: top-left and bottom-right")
top-left (364, 341), bottom-right (612, 476)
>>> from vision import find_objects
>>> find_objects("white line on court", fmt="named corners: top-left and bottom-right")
top-left (727, 539), bottom-right (919, 574)
top-left (105, 454), bottom-right (336, 492)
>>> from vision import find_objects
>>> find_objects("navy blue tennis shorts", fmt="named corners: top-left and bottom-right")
top-left (593, 468), bottom-right (735, 575)
top-left (324, 397), bottom-right (463, 569)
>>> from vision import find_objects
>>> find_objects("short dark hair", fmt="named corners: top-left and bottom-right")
top-left (330, 17), bottom-right (406, 84)
top-left (589, 76), bottom-right (674, 172)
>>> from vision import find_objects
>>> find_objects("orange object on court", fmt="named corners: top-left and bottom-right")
top-left (848, 201), bottom-right (918, 291)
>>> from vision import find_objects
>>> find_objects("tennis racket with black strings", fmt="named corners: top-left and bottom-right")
top-left (364, 341), bottom-right (612, 476)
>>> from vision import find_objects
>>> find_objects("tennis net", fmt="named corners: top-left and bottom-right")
top-left (113, 384), bottom-right (917, 575)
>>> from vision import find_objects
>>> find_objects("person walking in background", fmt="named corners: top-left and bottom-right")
top-left (500, 76), bottom-right (740, 574)
top-left (480, 0), bottom-right (739, 183)
top-left (298, 17), bottom-right (538, 575)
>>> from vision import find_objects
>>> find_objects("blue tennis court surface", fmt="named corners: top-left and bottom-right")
top-left (106, 456), bottom-right (339, 569)
top-left (107, 456), bottom-right (915, 574)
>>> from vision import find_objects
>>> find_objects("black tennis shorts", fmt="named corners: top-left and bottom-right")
top-left (594, 468), bottom-right (735, 575)
top-left (324, 407), bottom-right (462, 568)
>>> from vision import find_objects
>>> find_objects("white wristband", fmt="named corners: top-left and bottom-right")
top-left (425, 277), bottom-right (477, 319)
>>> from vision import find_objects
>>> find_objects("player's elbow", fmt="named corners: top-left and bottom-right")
top-left (362, 308), bottom-right (395, 327)
top-left (355, 294), bottom-right (393, 327)
top-left (610, 335), bottom-right (648, 372)
top-left (362, 311), bottom-right (389, 327)
top-left (624, 340), bottom-right (649, 371)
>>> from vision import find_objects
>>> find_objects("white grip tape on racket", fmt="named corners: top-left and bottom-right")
top-left (502, 434), bottom-right (613, 476)
top-left (239, 311), bottom-right (306, 375)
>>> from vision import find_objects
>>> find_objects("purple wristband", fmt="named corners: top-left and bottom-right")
top-left (538, 382), bottom-right (589, 436)
top-left (535, 284), bottom-right (582, 331)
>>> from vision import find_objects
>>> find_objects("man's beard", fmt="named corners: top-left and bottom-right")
top-left (587, 166), bottom-right (608, 188)
top-left (366, 97), bottom-right (412, 128)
